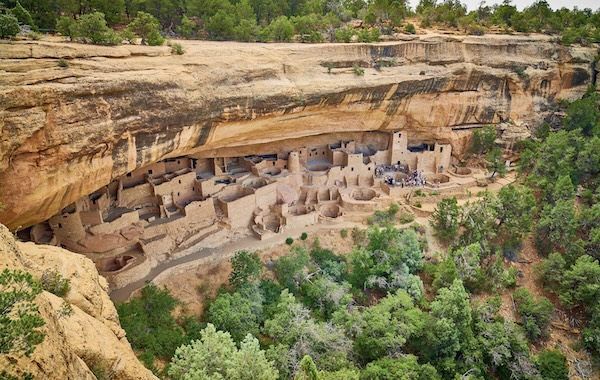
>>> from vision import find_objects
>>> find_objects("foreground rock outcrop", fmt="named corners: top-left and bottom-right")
top-left (0, 35), bottom-right (596, 229)
top-left (0, 224), bottom-right (157, 380)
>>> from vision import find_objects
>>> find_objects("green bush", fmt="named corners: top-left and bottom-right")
top-left (340, 229), bottom-right (348, 238)
top-left (27, 31), bottom-right (41, 40)
top-left (300, 232), bottom-right (308, 240)
top-left (404, 23), bottom-right (416, 34)
top-left (0, 14), bottom-right (20, 39)
top-left (170, 42), bottom-right (184, 54)
top-left (513, 287), bottom-right (553, 341)
top-left (146, 29), bottom-right (165, 46)
top-left (0, 269), bottom-right (46, 357)
top-left (285, 237), bottom-right (294, 245)
top-left (58, 58), bottom-right (69, 68)
top-left (41, 270), bottom-right (70, 297)
top-left (537, 350), bottom-right (569, 380)
top-left (352, 63), bottom-right (365, 77)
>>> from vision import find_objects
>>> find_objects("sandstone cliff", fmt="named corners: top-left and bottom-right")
top-left (0, 35), bottom-right (596, 229)
top-left (0, 224), bottom-right (157, 380)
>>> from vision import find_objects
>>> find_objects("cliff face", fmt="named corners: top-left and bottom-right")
top-left (0, 224), bottom-right (157, 380)
top-left (0, 35), bottom-right (596, 229)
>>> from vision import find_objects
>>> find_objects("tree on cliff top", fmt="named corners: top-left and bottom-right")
top-left (0, 269), bottom-right (45, 357)
top-left (127, 11), bottom-right (164, 45)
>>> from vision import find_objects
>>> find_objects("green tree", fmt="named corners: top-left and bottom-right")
top-left (117, 284), bottom-right (185, 362)
top-left (559, 255), bottom-right (600, 310)
top-left (206, 9), bottom-right (235, 40)
top-left (0, 269), bottom-right (45, 357)
top-left (127, 11), bottom-right (161, 45)
top-left (513, 287), bottom-right (553, 341)
top-left (537, 350), bottom-right (569, 380)
top-left (229, 250), bottom-right (262, 289)
top-left (56, 16), bottom-right (76, 39)
top-left (206, 291), bottom-right (261, 343)
top-left (460, 194), bottom-right (498, 248)
top-left (351, 290), bottom-right (424, 363)
top-left (72, 12), bottom-right (121, 45)
top-left (551, 175), bottom-right (575, 203)
top-left (176, 14), bottom-right (197, 38)
top-left (536, 252), bottom-right (566, 291)
top-left (270, 15), bottom-right (294, 41)
top-left (431, 197), bottom-right (461, 243)
top-left (536, 200), bottom-right (577, 254)
top-left (263, 290), bottom-right (351, 373)
top-left (486, 147), bottom-right (507, 178)
top-left (275, 246), bottom-right (309, 293)
top-left (360, 355), bottom-right (440, 380)
top-left (563, 91), bottom-right (599, 136)
top-left (11, 1), bottom-right (36, 30)
top-left (0, 14), bottom-right (20, 39)
top-left (295, 355), bottom-right (319, 380)
top-left (233, 18), bottom-right (260, 41)
top-left (495, 184), bottom-right (536, 249)
top-left (169, 324), bottom-right (278, 380)
top-left (576, 136), bottom-right (600, 183)
top-left (425, 279), bottom-right (473, 359)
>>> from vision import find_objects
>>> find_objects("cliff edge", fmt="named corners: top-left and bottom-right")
top-left (0, 224), bottom-right (157, 380)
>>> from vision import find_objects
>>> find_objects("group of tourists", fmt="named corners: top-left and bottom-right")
top-left (377, 163), bottom-right (426, 188)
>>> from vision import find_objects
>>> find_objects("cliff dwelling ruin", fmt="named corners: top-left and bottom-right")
top-left (25, 130), bottom-right (478, 289)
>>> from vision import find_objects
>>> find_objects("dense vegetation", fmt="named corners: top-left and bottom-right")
top-left (0, 0), bottom-right (599, 44)
top-left (116, 87), bottom-right (600, 379)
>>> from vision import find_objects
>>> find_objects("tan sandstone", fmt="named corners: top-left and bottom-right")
top-left (0, 224), bottom-right (157, 380)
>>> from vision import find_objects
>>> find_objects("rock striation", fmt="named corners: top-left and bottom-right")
top-left (0, 224), bottom-right (157, 379)
top-left (0, 35), bottom-right (596, 230)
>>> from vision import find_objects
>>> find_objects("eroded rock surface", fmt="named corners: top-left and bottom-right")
top-left (0, 35), bottom-right (596, 229)
top-left (0, 224), bottom-right (157, 380)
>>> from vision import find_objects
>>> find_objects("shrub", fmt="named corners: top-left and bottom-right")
top-left (340, 229), bottom-right (348, 238)
top-left (325, 61), bottom-right (334, 73)
top-left (27, 31), bottom-right (41, 40)
top-left (56, 300), bottom-right (74, 318)
top-left (352, 64), bottom-right (365, 76)
top-left (537, 350), bottom-right (568, 380)
top-left (0, 269), bottom-right (46, 357)
top-left (414, 201), bottom-right (422, 208)
top-left (170, 42), bottom-right (184, 55)
top-left (41, 270), bottom-right (70, 297)
top-left (0, 14), bottom-right (20, 39)
top-left (146, 29), bottom-right (165, 46)
top-left (285, 237), bottom-right (294, 245)
top-left (58, 58), bottom-right (69, 68)
top-left (404, 23), bottom-right (416, 34)
top-left (120, 28), bottom-right (137, 44)
top-left (513, 287), bottom-right (553, 341)
top-left (300, 232), bottom-right (308, 240)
